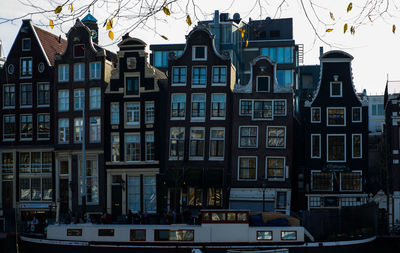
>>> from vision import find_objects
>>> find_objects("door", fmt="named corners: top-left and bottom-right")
top-left (112, 185), bottom-right (122, 218)
top-left (169, 188), bottom-right (181, 212)
top-left (2, 181), bottom-right (13, 208)
top-left (59, 179), bottom-right (69, 213)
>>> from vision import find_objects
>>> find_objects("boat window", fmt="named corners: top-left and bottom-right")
top-left (155, 230), bottom-right (194, 241)
top-left (211, 212), bottom-right (226, 221)
top-left (281, 231), bottom-right (297, 240)
top-left (98, 229), bottom-right (115, 237)
top-left (130, 229), bottom-right (146, 241)
top-left (202, 212), bottom-right (210, 221)
top-left (237, 213), bottom-right (247, 222)
top-left (227, 212), bottom-right (236, 221)
top-left (257, 231), bottom-right (272, 240)
top-left (67, 229), bottom-right (82, 236)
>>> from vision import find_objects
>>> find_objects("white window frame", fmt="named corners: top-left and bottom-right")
top-left (20, 57), bottom-right (32, 78)
top-left (126, 102), bottom-right (140, 126)
top-left (273, 99), bottom-right (287, 116)
top-left (171, 66), bottom-right (187, 86)
top-left (74, 63), bottom-right (85, 82)
top-left (89, 88), bottom-right (101, 110)
top-left (326, 134), bottom-right (346, 162)
top-left (170, 93), bottom-right (186, 120)
top-left (189, 127), bottom-right (205, 160)
top-left (237, 156), bottom-right (257, 181)
top-left (252, 100), bottom-right (273, 120)
top-left (239, 99), bottom-right (253, 116)
top-left (78, 159), bottom-right (99, 205)
top-left (74, 89), bottom-right (85, 111)
top-left (265, 156), bottom-right (286, 181)
top-left (3, 84), bottom-right (15, 108)
top-left (89, 62), bottom-right (101, 80)
top-left (266, 126), bottom-right (286, 149)
top-left (209, 127), bottom-right (225, 160)
top-left (37, 82), bottom-right (50, 107)
top-left (352, 107), bottom-right (362, 123)
top-left (210, 93), bottom-right (226, 120)
top-left (330, 81), bottom-right (342, 97)
top-left (191, 93), bottom-right (206, 122)
top-left (111, 133), bottom-right (120, 162)
top-left (20, 83), bottom-right (32, 108)
top-left (125, 133), bottom-right (141, 162)
top-left (311, 134), bottom-right (321, 159)
top-left (256, 76), bottom-right (270, 92)
top-left (311, 170), bottom-right (333, 191)
top-left (169, 127), bottom-right (185, 160)
top-left (352, 134), bottom-right (362, 158)
top-left (58, 118), bottom-right (69, 144)
top-left (311, 107), bottom-right (321, 123)
top-left (37, 113), bottom-right (50, 140)
top-left (192, 66), bottom-right (207, 87)
top-left (211, 66), bottom-right (227, 86)
top-left (74, 118), bottom-right (83, 143)
top-left (89, 117), bottom-right (101, 143)
top-left (58, 90), bottom-right (69, 112)
top-left (3, 114), bottom-right (16, 141)
top-left (326, 107), bottom-right (346, 127)
top-left (192, 46), bottom-right (207, 61)
top-left (239, 126), bottom-right (258, 148)
top-left (20, 114), bottom-right (33, 140)
top-left (145, 132), bottom-right (155, 161)
top-left (339, 170), bottom-right (362, 192)
top-left (111, 103), bottom-right (120, 125)
top-left (145, 101), bottom-right (155, 124)
top-left (58, 64), bottom-right (69, 82)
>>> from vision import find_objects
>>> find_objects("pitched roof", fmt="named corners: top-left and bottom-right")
top-left (33, 25), bottom-right (67, 66)
top-left (82, 13), bottom-right (97, 22)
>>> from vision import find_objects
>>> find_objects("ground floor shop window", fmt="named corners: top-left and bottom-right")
top-left (79, 160), bottom-right (99, 205)
top-left (128, 175), bottom-right (157, 213)
top-left (20, 177), bottom-right (52, 201)
top-left (207, 188), bottom-right (222, 207)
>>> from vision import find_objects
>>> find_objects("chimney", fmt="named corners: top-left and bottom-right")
top-left (319, 46), bottom-right (324, 57)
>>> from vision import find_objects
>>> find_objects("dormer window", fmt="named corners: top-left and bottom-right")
top-left (73, 44), bottom-right (85, 58)
top-left (192, 46), bottom-right (207, 61)
top-left (256, 76), bottom-right (269, 92)
top-left (330, 82), bottom-right (342, 97)
top-left (22, 38), bottom-right (31, 51)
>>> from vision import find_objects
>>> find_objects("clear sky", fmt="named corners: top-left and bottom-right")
top-left (1, 0), bottom-right (399, 95)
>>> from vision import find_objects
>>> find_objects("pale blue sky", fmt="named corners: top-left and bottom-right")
top-left (1, 0), bottom-right (399, 95)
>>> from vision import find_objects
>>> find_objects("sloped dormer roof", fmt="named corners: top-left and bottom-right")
top-left (82, 13), bottom-right (97, 22)
top-left (33, 25), bottom-right (67, 66)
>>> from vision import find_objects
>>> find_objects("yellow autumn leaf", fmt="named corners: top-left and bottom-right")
top-left (326, 28), bottom-right (333, 32)
top-left (350, 26), bottom-right (355, 35)
top-left (161, 35), bottom-right (168, 40)
top-left (163, 5), bottom-right (170, 16)
top-left (238, 28), bottom-right (246, 38)
top-left (49, 19), bottom-right (54, 29)
top-left (108, 31), bottom-right (114, 40)
top-left (186, 15), bottom-right (192, 26)
top-left (329, 12), bottom-right (335, 21)
top-left (70, 4), bottom-right (73, 13)
top-left (106, 19), bottom-right (113, 30)
top-left (245, 38), bottom-right (248, 48)
top-left (344, 23), bottom-right (348, 33)
top-left (347, 2), bottom-right (352, 13)
top-left (55, 6), bottom-right (62, 14)
top-left (393, 25), bottom-right (396, 34)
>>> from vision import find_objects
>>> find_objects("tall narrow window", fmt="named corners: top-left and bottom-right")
top-left (58, 64), bottom-right (69, 82)
top-left (126, 76), bottom-right (139, 95)
top-left (79, 160), bottom-right (99, 205)
top-left (240, 100), bottom-right (252, 116)
top-left (143, 176), bottom-right (156, 212)
top-left (212, 66), bottom-right (226, 85)
top-left (111, 103), bottom-right (120, 124)
top-left (74, 63), bottom-right (85, 81)
top-left (171, 94), bottom-right (186, 119)
top-left (238, 157), bottom-right (256, 180)
top-left (273, 100), bottom-right (286, 116)
top-left (128, 176), bottom-right (140, 212)
top-left (352, 134), bottom-right (362, 158)
top-left (20, 83), bottom-right (32, 106)
top-left (210, 128), bottom-right (225, 159)
top-left (58, 119), bottom-right (69, 143)
top-left (311, 108), bottom-right (321, 123)
top-left (90, 62), bottom-right (101, 80)
top-left (267, 127), bottom-right (285, 148)
top-left (311, 134), bottom-right (321, 158)
top-left (145, 133), bottom-right (155, 161)
top-left (89, 117), bottom-right (101, 143)
top-left (169, 127), bottom-right (185, 159)
top-left (74, 118), bottom-right (83, 143)
top-left (3, 115), bottom-right (15, 140)
top-left (20, 115), bottom-right (32, 140)
top-left (111, 133), bottom-right (120, 162)
top-left (211, 94), bottom-right (226, 119)
top-left (125, 134), bottom-right (140, 161)
top-left (352, 107), bottom-right (362, 122)
top-left (58, 90), bottom-right (69, 112)
top-left (3, 84), bottom-right (15, 107)
top-left (145, 101), bottom-right (155, 124)
top-left (191, 94), bottom-right (206, 119)
top-left (330, 82), bottom-right (342, 97)
top-left (172, 67), bottom-right (186, 84)
top-left (74, 89), bottom-right (85, 111)
top-left (192, 67), bottom-right (207, 86)
top-left (189, 128), bottom-right (205, 159)
top-left (266, 157), bottom-right (285, 180)
top-left (89, 88), bottom-right (101, 110)
top-left (37, 114), bottom-right (50, 140)
top-left (37, 83), bottom-right (50, 106)
top-left (126, 103), bottom-right (140, 125)
top-left (20, 58), bottom-right (32, 78)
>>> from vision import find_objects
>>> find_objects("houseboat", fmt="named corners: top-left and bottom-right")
top-left (20, 210), bottom-right (375, 253)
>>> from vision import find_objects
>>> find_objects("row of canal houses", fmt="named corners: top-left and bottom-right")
top-left (1, 10), bottom-right (390, 232)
